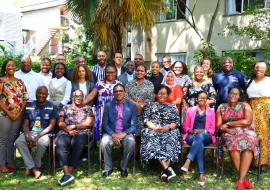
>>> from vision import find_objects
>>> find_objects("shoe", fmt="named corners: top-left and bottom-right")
top-left (81, 158), bottom-right (87, 162)
top-left (102, 170), bottom-right (113, 177)
top-left (198, 180), bottom-right (205, 187)
top-left (32, 168), bottom-right (42, 179)
top-left (180, 166), bottom-right (188, 173)
top-left (160, 170), bottom-right (167, 181)
top-left (235, 181), bottom-right (245, 190)
top-left (120, 169), bottom-right (128, 178)
top-left (244, 178), bottom-right (253, 189)
top-left (58, 174), bottom-right (75, 186)
top-left (23, 169), bottom-right (33, 176)
top-left (0, 166), bottom-right (13, 173)
top-left (166, 167), bottom-right (176, 181)
top-left (6, 164), bottom-right (15, 171)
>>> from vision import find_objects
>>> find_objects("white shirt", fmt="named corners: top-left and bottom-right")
top-left (79, 82), bottom-right (88, 98)
top-left (39, 72), bottom-right (52, 89)
top-left (15, 70), bottom-right (45, 101)
top-left (247, 77), bottom-right (270, 98)
top-left (49, 77), bottom-right (72, 105)
top-left (127, 73), bottom-right (134, 82)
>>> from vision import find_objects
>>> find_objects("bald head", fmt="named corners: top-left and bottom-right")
top-left (21, 55), bottom-right (32, 73)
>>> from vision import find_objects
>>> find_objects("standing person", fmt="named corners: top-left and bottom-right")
top-left (133, 53), bottom-right (144, 68)
top-left (113, 52), bottom-right (125, 76)
top-left (15, 86), bottom-right (57, 178)
top-left (181, 91), bottom-right (216, 187)
top-left (118, 61), bottom-right (135, 87)
top-left (171, 61), bottom-right (191, 88)
top-left (183, 65), bottom-right (216, 109)
top-left (141, 85), bottom-right (181, 182)
top-left (39, 57), bottom-right (52, 89)
top-left (74, 56), bottom-right (86, 66)
top-left (91, 50), bottom-right (107, 82)
top-left (0, 59), bottom-right (28, 173)
top-left (101, 84), bottom-right (137, 177)
top-left (161, 71), bottom-right (182, 112)
top-left (15, 55), bottom-right (44, 101)
top-left (55, 54), bottom-right (72, 81)
top-left (146, 61), bottom-right (164, 93)
top-left (213, 57), bottom-right (247, 107)
top-left (126, 65), bottom-right (154, 134)
top-left (49, 63), bottom-right (72, 107)
top-left (216, 87), bottom-right (259, 190)
top-left (84, 64), bottom-right (121, 140)
top-left (200, 58), bottom-right (213, 83)
top-left (160, 55), bottom-right (172, 76)
top-left (56, 90), bottom-right (94, 186)
top-left (247, 61), bottom-right (270, 172)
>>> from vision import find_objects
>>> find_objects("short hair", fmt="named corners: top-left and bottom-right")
top-left (221, 57), bottom-right (233, 65)
top-left (36, 86), bottom-right (48, 93)
top-left (41, 57), bottom-right (51, 65)
top-left (72, 89), bottom-right (84, 97)
top-left (162, 55), bottom-right (171, 61)
top-left (74, 56), bottom-right (85, 63)
top-left (104, 64), bottom-right (117, 81)
top-left (194, 65), bottom-right (204, 73)
top-left (114, 52), bottom-right (122, 57)
top-left (197, 91), bottom-right (207, 99)
top-left (71, 64), bottom-right (94, 82)
top-left (52, 62), bottom-right (67, 78)
top-left (113, 83), bottom-right (125, 92)
top-left (155, 84), bottom-right (172, 95)
top-left (124, 60), bottom-right (135, 67)
top-left (150, 61), bottom-right (161, 68)
top-left (21, 55), bottom-right (32, 65)
top-left (172, 61), bottom-right (188, 75)
top-left (1, 59), bottom-right (15, 76)
top-left (136, 64), bottom-right (147, 72)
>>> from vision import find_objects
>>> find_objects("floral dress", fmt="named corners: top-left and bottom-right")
top-left (0, 78), bottom-right (28, 117)
top-left (220, 102), bottom-right (260, 158)
top-left (93, 80), bottom-right (121, 140)
top-left (140, 102), bottom-right (181, 162)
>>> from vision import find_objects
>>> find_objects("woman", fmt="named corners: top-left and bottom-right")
top-left (181, 91), bottom-right (216, 187)
top-left (84, 64), bottom-right (121, 140)
top-left (146, 61), bottom-right (163, 93)
top-left (183, 65), bottom-right (216, 109)
top-left (71, 65), bottom-right (94, 104)
top-left (200, 58), bottom-right (213, 83)
top-left (141, 85), bottom-right (181, 182)
top-left (216, 87), bottom-right (260, 190)
top-left (56, 90), bottom-right (94, 186)
top-left (126, 65), bottom-right (154, 134)
top-left (161, 71), bottom-right (182, 112)
top-left (171, 61), bottom-right (191, 88)
top-left (0, 59), bottom-right (28, 172)
top-left (49, 63), bottom-right (72, 107)
top-left (247, 61), bottom-right (270, 172)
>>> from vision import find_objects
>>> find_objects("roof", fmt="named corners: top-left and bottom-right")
top-left (20, 0), bottom-right (66, 12)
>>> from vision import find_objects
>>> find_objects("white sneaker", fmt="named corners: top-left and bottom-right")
top-left (167, 167), bottom-right (176, 180)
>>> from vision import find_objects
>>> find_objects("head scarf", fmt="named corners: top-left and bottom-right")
top-left (161, 70), bottom-right (177, 88)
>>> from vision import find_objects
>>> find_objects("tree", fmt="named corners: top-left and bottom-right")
top-left (66, 0), bottom-right (165, 55)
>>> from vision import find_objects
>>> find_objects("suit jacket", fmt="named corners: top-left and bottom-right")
top-left (103, 99), bottom-right (137, 135)
top-left (118, 72), bottom-right (135, 86)
top-left (183, 106), bottom-right (216, 143)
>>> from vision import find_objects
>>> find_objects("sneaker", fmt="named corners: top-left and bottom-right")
top-left (166, 167), bottom-right (176, 181)
top-left (244, 178), bottom-right (253, 189)
top-left (58, 174), bottom-right (75, 186)
top-left (160, 170), bottom-right (167, 181)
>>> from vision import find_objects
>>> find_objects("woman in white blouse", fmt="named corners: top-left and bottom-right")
top-left (246, 61), bottom-right (270, 172)
top-left (49, 63), bottom-right (71, 108)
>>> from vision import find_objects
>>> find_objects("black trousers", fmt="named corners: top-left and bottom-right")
top-left (55, 133), bottom-right (88, 167)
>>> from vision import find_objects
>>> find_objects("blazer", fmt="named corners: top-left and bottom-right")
top-left (117, 72), bottom-right (135, 86)
top-left (103, 98), bottom-right (138, 135)
top-left (183, 106), bottom-right (216, 143)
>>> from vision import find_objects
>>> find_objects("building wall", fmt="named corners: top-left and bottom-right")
top-left (131, 0), bottom-right (263, 65)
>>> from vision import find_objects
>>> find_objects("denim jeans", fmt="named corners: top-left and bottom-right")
top-left (186, 133), bottom-right (212, 174)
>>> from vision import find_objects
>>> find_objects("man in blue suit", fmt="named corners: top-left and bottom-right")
top-left (101, 83), bottom-right (137, 177)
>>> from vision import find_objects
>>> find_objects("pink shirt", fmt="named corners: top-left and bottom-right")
top-left (115, 103), bottom-right (124, 133)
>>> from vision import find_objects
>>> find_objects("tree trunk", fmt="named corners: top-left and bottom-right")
top-left (206, 0), bottom-right (221, 43)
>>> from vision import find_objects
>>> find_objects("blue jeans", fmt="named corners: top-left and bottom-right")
top-left (186, 133), bottom-right (213, 174)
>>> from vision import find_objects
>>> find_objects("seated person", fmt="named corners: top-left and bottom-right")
top-left (181, 91), bottom-right (216, 187)
top-left (216, 87), bottom-right (260, 190)
top-left (101, 84), bottom-right (137, 177)
top-left (15, 86), bottom-right (57, 178)
top-left (55, 90), bottom-right (94, 186)
top-left (140, 85), bottom-right (181, 182)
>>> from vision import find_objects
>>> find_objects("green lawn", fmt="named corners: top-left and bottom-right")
top-left (1, 149), bottom-right (270, 190)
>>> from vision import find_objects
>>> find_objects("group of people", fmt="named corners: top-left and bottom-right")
top-left (0, 51), bottom-right (269, 190)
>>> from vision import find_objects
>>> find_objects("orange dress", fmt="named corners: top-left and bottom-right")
top-left (165, 85), bottom-right (182, 112)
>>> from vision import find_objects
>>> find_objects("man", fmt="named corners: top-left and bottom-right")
top-left (213, 56), bottom-right (247, 107)
top-left (91, 50), bottom-right (107, 82)
top-left (113, 52), bottom-right (125, 76)
top-left (15, 86), bottom-right (57, 178)
top-left (118, 61), bottom-right (135, 86)
top-left (74, 56), bottom-right (86, 66)
top-left (133, 53), bottom-right (144, 68)
top-left (101, 84), bottom-right (137, 177)
top-left (39, 58), bottom-right (52, 89)
top-left (55, 54), bottom-right (72, 80)
top-left (160, 55), bottom-right (172, 76)
top-left (15, 55), bottom-right (44, 101)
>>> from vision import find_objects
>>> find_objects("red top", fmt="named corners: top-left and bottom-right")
top-left (165, 85), bottom-right (182, 112)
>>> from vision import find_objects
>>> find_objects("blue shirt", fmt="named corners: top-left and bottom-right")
top-left (23, 101), bottom-right (58, 132)
top-left (213, 70), bottom-right (246, 106)
top-left (91, 64), bottom-right (106, 82)
top-left (193, 111), bottom-right (206, 130)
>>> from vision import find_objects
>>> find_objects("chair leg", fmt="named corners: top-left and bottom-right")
top-left (99, 143), bottom-right (102, 176)
top-left (257, 140), bottom-right (262, 182)
top-left (53, 142), bottom-right (56, 176)
top-left (87, 145), bottom-right (91, 176)
top-left (133, 143), bottom-right (136, 175)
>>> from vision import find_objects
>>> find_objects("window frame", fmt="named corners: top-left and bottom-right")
top-left (155, 52), bottom-right (188, 63)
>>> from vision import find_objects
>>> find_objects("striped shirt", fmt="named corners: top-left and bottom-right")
top-left (91, 64), bottom-right (106, 82)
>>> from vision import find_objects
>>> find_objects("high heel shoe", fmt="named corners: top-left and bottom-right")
top-left (235, 181), bottom-right (245, 190)
top-left (244, 178), bottom-right (253, 189)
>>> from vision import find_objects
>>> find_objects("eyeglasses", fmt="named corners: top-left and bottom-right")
top-left (174, 67), bottom-right (183, 69)
top-left (113, 90), bottom-right (124, 93)
top-left (73, 95), bottom-right (83, 99)
top-left (229, 92), bottom-right (239, 96)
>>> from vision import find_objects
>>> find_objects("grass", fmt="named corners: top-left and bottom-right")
top-left (1, 149), bottom-right (270, 190)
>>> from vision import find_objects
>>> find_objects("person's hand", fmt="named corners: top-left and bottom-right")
top-left (220, 124), bottom-right (229, 131)
top-left (67, 125), bottom-right (76, 131)
top-left (155, 127), bottom-right (168, 133)
top-left (68, 130), bottom-right (78, 136)
top-left (224, 128), bottom-right (236, 135)
top-left (7, 112), bottom-right (17, 121)
top-left (32, 134), bottom-right (41, 142)
top-left (112, 133), bottom-right (127, 140)
top-left (135, 103), bottom-right (143, 115)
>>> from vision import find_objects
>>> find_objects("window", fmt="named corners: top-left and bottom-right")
top-left (156, 0), bottom-right (189, 22)
top-left (156, 52), bottom-right (187, 63)
top-left (222, 50), bottom-right (265, 61)
top-left (226, 0), bottom-right (269, 15)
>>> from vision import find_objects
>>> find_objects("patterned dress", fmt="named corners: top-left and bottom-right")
top-left (176, 74), bottom-right (191, 88)
top-left (141, 102), bottom-right (181, 162)
top-left (220, 102), bottom-right (260, 158)
top-left (93, 80), bottom-right (121, 140)
top-left (183, 80), bottom-right (216, 108)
